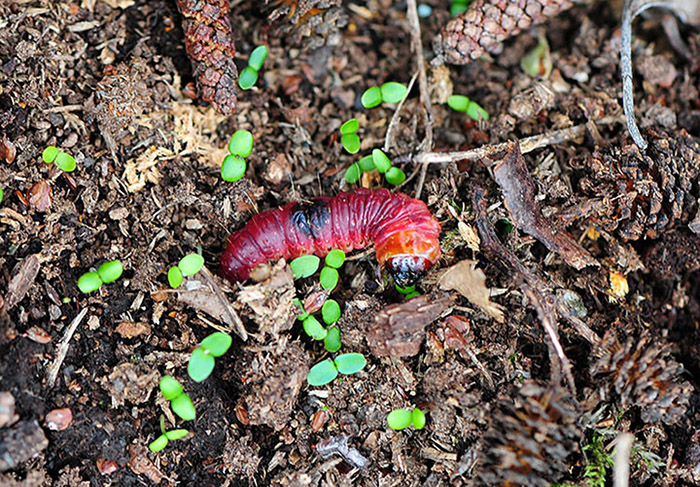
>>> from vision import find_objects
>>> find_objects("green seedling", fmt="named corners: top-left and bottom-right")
top-left (324, 326), bottom-right (341, 352)
top-left (357, 155), bottom-right (375, 172)
top-left (466, 101), bottom-right (489, 121)
top-left (42, 146), bottom-right (59, 164)
top-left (319, 266), bottom-right (339, 290)
top-left (228, 130), bottom-right (254, 158)
top-left (149, 416), bottom-right (190, 452)
top-left (303, 315), bottom-right (328, 340)
top-left (290, 255), bottom-right (320, 279)
top-left (221, 154), bottom-right (247, 182)
top-left (97, 260), bottom-right (123, 284)
top-left (0, 188), bottom-right (3, 203)
top-left (179, 253), bottom-right (204, 277)
top-left (341, 133), bottom-right (361, 154)
top-left (361, 86), bottom-right (382, 108)
top-left (387, 407), bottom-right (426, 430)
top-left (77, 271), bottom-right (102, 294)
top-left (380, 82), bottom-right (408, 104)
top-left (159, 376), bottom-right (196, 421)
top-left (325, 249), bottom-right (346, 269)
top-left (521, 37), bottom-right (550, 77)
top-left (405, 291), bottom-right (421, 299)
top-left (334, 353), bottom-right (366, 375)
top-left (248, 45), bottom-right (268, 72)
top-left (340, 118), bottom-right (359, 136)
top-left (307, 359), bottom-right (339, 386)
top-left (168, 266), bottom-right (183, 288)
top-left (54, 152), bottom-right (76, 172)
top-left (200, 332), bottom-right (232, 356)
top-left (345, 163), bottom-right (361, 184)
top-left (294, 298), bottom-right (310, 320)
top-left (159, 376), bottom-right (183, 401)
top-left (385, 166), bottom-right (406, 186)
top-left (239, 66), bottom-right (259, 90)
top-left (447, 94), bottom-right (470, 112)
top-left (450, 0), bottom-right (471, 16)
top-left (387, 409), bottom-right (412, 430)
top-left (188, 332), bottom-right (233, 382)
top-left (372, 149), bottom-right (391, 173)
top-left (149, 434), bottom-right (169, 452)
top-left (321, 299), bottom-right (341, 325)
top-left (395, 283), bottom-right (416, 295)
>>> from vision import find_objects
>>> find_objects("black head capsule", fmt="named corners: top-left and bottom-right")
top-left (386, 255), bottom-right (430, 287)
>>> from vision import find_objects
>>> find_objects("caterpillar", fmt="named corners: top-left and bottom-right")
top-left (175, 0), bottom-right (238, 115)
top-left (221, 189), bottom-right (441, 287)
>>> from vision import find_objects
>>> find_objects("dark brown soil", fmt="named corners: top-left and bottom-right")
top-left (1, 1), bottom-right (699, 486)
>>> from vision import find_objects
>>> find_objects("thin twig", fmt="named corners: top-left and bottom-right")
top-left (47, 307), bottom-right (88, 388)
top-left (384, 71), bottom-right (419, 153)
top-left (613, 432), bottom-right (635, 487)
top-left (406, 116), bottom-right (623, 165)
top-left (621, 0), bottom-right (649, 150)
top-left (406, 0), bottom-right (434, 199)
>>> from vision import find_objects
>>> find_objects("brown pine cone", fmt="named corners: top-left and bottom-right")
top-left (576, 129), bottom-right (700, 241)
top-left (267, 0), bottom-right (346, 49)
top-left (591, 330), bottom-right (692, 425)
top-left (176, 0), bottom-right (238, 115)
top-left (476, 382), bottom-right (581, 487)
top-left (434, 0), bottom-right (575, 65)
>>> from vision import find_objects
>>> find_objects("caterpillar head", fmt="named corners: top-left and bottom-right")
top-left (386, 255), bottom-right (431, 287)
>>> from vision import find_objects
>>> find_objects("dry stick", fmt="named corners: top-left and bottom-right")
top-left (408, 116), bottom-right (623, 165)
top-left (621, 0), bottom-right (649, 150)
top-left (384, 71), bottom-right (419, 153)
top-left (200, 265), bottom-right (248, 341)
top-left (406, 0), bottom-right (434, 199)
top-left (613, 432), bottom-right (635, 487)
top-left (47, 307), bottom-right (88, 388)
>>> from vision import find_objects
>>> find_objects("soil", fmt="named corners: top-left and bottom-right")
top-left (1, 1), bottom-right (699, 486)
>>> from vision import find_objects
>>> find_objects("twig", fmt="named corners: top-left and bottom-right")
top-left (47, 307), bottom-right (88, 388)
top-left (406, 0), bottom-right (434, 199)
top-left (613, 432), bottom-right (635, 487)
top-left (200, 265), bottom-right (248, 341)
top-left (620, 0), bottom-right (649, 150)
top-left (384, 71), bottom-right (419, 153)
top-left (405, 116), bottom-right (622, 165)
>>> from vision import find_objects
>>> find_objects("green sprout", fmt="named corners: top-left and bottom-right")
top-left (341, 134), bottom-right (361, 154)
top-left (385, 166), bottom-right (406, 186)
top-left (447, 94), bottom-right (490, 121)
top-left (321, 299), bottom-right (341, 325)
top-left (380, 82), bottom-right (408, 104)
top-left (77, 271), bottom-right (102, 294)
top-left (319, 266), bottom-right (339, 290)
top-left (340, 119), bottom-right (359, 135)
top-left (307, 353), bottom-right (366, 386)
top-left (148, 416), bottom-right (190, 452)
top-left (361, 86), bottom-right (382, 108)
top-left (334, 352), bottom-right (366, 375)
top-left (294, 297), bottom-right (309, 320)
top-left (42, 146), bottom-right (59, 163)
top-left (228, 130), bottom-right (254, 158)
top-left (42, 146), bottom-right (76, 172)
top-left (221, 155), bottom-right (247, 182)
top-left (521, 37), bottom-right (550, 77)
top-left (290, 255), bottom-right (321, 279)
top-left (179, 253), bottom-right (204, 276)
top-left (387, 407), bottom-right (427, 430)
top-left (188, 332), bottom-right (233, 382)
top-left (239, 66), bottom-right (259, 90)
top-left (325, 249), bottom-right (346, 269)
top-left (450, 0), bottom-right (471, 16)
top-left (248, 45), bottom-right (268, 72)
top-left (357, 155), bottom-right (375, 172)
top-left (344, 163), bottom-right (361, 184)
top-left (0, 188), bottom-right (3, 203)
top-left (168, 266), bottom-right (184, 288)
top-left (97, 260), bottom-right (123, 284)
top-left (303, 315), bottom-right (328, 340)
top-left (324, 327), bottom-right (341, 352)
top-left (372, 149), bottom-right (391, 173)
top-left (159, 376), bottom-right (196, 421)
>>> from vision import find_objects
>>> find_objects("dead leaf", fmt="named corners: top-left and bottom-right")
top-left (128, 444), bottom-right (164, 484)
top-left (28, 180), bottom-right (52, 212)
top-left (438, 260), bottom-right (505, 322)
top-left (115, 321), bottom-right (151, 339)
top-left (3, 254), bottom-right (40, 311)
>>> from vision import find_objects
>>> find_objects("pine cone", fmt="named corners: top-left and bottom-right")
top-left (576, 129), bottom-right (700, 241)
top-left (176, 0), bottom-right (238, 115)
top-left (434, 0), bottom-right (574, 65)
top-left (267, 0), bottom-right (346, 49)
top-left (591, 331), bottom-right (692, 425)
top-left (476, 382), bottom-right (581, 487)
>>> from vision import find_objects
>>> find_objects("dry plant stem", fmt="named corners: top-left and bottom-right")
top-left (473, 186), bottom-right (576, 395)
top-left (383, 71), bottom-right (419, 153)
top-left (561, 314), bottom-right (600, 346)
top-left (406, 0), bottom-right (434, 199)
top-left (200, 265), bottom-right (248, 341)
top-left (613, 432), bottom-right (635, 487)
top-left (409, 116), bottom-right (622, 165)
top-left (47, 308), bottom-right (88, 388)
top-left (621, 0), bottom-right (650, 150)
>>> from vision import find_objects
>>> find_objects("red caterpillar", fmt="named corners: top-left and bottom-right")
top-left (176, 0), bottom-right (238, 115)
top-left (221, 189), bottom-right (441, 287)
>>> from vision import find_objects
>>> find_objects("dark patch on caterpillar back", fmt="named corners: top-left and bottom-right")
top-left (290, 200), bottom-right (330, 239)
